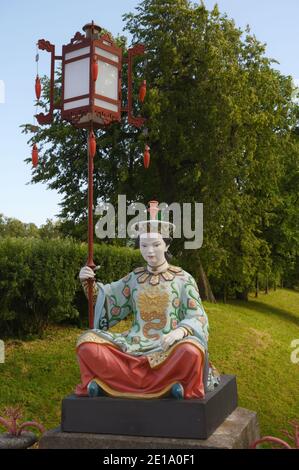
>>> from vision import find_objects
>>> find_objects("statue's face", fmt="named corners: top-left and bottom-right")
top-left (139, 232), bottom-right (169, 266)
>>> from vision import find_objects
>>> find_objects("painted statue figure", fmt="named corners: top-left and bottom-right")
top-left (75, 203), bottom-right (219, 399)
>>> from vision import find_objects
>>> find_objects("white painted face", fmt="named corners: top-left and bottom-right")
top-left (139, 232), bottom-right (169, 266)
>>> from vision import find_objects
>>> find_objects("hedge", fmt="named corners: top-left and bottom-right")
top-left (0, 238), bottom-right (142, 338)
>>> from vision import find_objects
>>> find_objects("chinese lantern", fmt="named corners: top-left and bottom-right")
top-left (138, 80), bottom-right (146, 103)
top-left (143, 144), bottom-right (150, 168)
top-left (92, 55), bottom-right (98, 82)
top-left (89, 131), bottom-right (96, 158)
top-left (35, 75), bottom-right (41, 100)
top-left (32, 144), bottom-right (38, 167)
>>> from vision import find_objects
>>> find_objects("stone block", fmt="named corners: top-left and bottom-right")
top-left (61, 375), bottom-right (238, 440)
top-left (39, 407), bottom-right (260, 449)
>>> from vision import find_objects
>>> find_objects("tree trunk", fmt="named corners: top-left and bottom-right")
top-left (255, 274), bottom-right (259, 298)
top-left (274, 279), bottom-right (277, 291)
top-left (265, 275), bottom-right (269, 294)
top-left (236, 288), bottom-right (249, 301)
top-left (223, 285), bottom-right (227, 304)
top-left (197, 259), bottom-right (216, 303)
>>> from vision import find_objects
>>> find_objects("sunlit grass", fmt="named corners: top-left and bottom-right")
top-left (207, 288), bottom-right (299, 441)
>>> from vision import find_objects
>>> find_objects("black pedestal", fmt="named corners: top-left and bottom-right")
top-left (61, 375), bottom-right (237, 439)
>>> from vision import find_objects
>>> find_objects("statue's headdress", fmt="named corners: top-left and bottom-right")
top-left (131, 200), bottom-right (175, 238)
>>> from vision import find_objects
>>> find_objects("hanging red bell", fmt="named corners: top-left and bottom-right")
top-left (32, 144), bottom-right (38, 167)
top-left (89, 131), bottom-right (96, 158)
top-left (35, 75), bottom-right (41, 100)
top-left (92, 55), bottom-right (98, 82)
top-left (138, 80), bottom-right (147, 103)
top-left (143, 144), bottom-right (150, 168)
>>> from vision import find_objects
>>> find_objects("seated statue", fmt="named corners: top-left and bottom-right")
top-left (75, 206), bottom-right (219, 399)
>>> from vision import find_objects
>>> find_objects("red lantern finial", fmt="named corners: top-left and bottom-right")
top-left (35, 75), bottom-right (41, 100)
top-left (138, 80), bottom-right (147, 103)
top-left (92, 55), bottom-right (98, 82)
top-left (143, 144), bottom-right (150, 168)
top-left (32, 144), bottom-right (38, 167)
top-left (89, 130), bottom-right (96, 158)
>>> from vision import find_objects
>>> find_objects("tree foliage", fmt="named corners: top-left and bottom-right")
top-left (22, 0), bottom-right (299, 298)
top-left (0, 214), bottom-right (63, 239)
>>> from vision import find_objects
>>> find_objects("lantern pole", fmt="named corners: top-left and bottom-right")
top-left (87, 122), bottom-right (96, 328)
top-left (34, 23), bottom-right (147, 330)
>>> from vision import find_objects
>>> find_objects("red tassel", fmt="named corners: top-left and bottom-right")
top-left (89, 131), bottom-right (96, 158)
top-left (92, 56), bottom-right (98, 82)
top-left (143, 144), bottom-right (150, 168)
top-left (35, 75), bottom-right (41, 100)
top-left (138, 80), bottom-right (147, 103)
top-left (32, 144), bottom-right (38, 167)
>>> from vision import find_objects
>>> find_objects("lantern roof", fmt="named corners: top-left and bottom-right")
top-left (82, 22), bottom-right (102, 40)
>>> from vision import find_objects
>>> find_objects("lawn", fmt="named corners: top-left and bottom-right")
top-left (0, 288), bottom-right (298, 442)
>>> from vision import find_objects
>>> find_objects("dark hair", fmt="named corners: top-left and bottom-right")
top-left (135, 235), bottom-right (173, 262)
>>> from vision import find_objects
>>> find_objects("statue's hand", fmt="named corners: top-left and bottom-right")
top-left (79, 266), bottom-right (95, 282)
top-left (160, 328), bottom-right (185, 351)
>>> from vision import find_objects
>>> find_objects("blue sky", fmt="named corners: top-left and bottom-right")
top-left (0, 0), bottom-right (299, 226)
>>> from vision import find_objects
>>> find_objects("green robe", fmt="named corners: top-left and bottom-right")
top-left (92, 265), bottom-right (209, 356)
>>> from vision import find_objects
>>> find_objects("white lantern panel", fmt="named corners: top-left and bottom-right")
top-left (64, 57), bottom-right (90, 100)
top-left (95, 98), bottom-right (118, 112)
top-left (65, 47), bottom-right (90, 61)
top-left (96, 61), bottom-right (118, 101)
top-left (64, 97), bottom-right (89, 110)
top-left (95, 47), bottom-right (118, 63)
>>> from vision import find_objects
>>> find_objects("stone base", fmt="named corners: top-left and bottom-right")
top-left (39, 407), bottom-right (259, 449)
top-left (62, 375), bottom-right (237, 440)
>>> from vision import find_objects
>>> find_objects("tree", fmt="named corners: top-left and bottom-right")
top-left (39, 218), bottom-right (63, 239)
top-left (22, 0), bottom-right (299, 300)
top-left (124, 0), bottom-right (299, 299)
top-left (0, 214), bottom-right (39, 238)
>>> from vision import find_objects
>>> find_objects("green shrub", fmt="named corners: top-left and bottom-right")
top-left (0, 238), bottom-right (142, 338)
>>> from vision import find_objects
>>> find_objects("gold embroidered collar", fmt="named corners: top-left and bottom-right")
top-left (134, 265), bottom-right (183, 285)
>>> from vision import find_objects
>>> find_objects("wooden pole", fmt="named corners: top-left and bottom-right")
top-left (87, 125), bottom-right (96, 328)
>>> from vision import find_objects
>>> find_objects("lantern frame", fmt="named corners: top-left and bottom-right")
top-left (35, 23), bottom-right (145, 129)
top-left (61, 31), bottom-right (122, 128)
top-left (35, 39), bottom-right (60, 125)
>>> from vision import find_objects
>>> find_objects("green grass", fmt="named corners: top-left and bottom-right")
top-left (0, 288), bottom-right (298, 442)
top-left (207, 288), bottom-right (299, 441)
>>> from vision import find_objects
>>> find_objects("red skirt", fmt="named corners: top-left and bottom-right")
top-left (75, 342), bottom-right (205, 399)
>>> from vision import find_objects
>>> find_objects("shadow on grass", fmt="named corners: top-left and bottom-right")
top-left (226, 298), bottom-right (299, 328)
